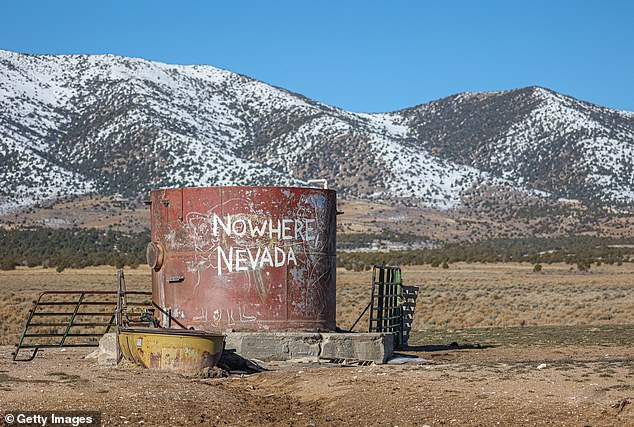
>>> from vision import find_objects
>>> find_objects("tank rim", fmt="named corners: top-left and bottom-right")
top-left (148, 185), bottom-right (336, 194)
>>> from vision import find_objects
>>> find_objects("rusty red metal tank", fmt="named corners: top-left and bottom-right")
top-left (147, 186), bottom-right (337, 332)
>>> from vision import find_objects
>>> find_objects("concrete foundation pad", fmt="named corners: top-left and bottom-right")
top-left (320, 333), bottom-right (394, 363)
top-left (225, 332), bottom-right (393, 364)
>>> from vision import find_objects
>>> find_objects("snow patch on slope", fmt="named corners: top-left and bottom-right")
top-left (369, 135), bottom-right (496, 209)
top-left (0, 140), bottom-right (95, 214)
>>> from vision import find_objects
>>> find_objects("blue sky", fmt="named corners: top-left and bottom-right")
top-left (1, 1), bottom-right (632, 113)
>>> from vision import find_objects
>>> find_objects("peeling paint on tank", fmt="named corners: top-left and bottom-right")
top-left (150, 186), bottom-right (336, 332)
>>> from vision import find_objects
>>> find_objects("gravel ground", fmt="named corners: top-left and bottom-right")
top-left (1, 332), bottom-right (633, 426)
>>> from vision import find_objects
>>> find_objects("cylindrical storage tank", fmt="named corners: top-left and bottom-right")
top-left (147, 186), bottom-right (336, 332)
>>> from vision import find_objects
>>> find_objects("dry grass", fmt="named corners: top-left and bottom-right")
top-left (337, 262), bottom-right (634, 332)
top-left (0, 267), bottom-right (149, 345)
top-left (2, 263), bottom-right (633, 346)
top-left (0, 195), bottom-right (148, 231)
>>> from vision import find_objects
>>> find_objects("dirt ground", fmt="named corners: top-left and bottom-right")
top-left (1, 265), bottom-right (633, 425)
top-left (1, 332), bottom-right (633, 426)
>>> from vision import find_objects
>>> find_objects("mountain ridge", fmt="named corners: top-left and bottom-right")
top-left (1, 50), bottom-right (634, 220)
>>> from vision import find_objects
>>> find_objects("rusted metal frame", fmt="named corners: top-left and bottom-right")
top-left (13, 290), bottom-right (75, 361)
top-left (370, 310), bottom-right (401, 317)
top-left (151, 301), bottom-right (188, 329)
top-left (29, 322), bottom-right (113, 327)
top-left (389, 269), bottom-right (397, 335)
top-left (371, 303), bottom-right (401, 310)
top-left (34, 311), bottom-right (114, 316)
top-left (369, 267), bottom-right (377, 332)
top-left (13, 348), bottom-right (39, 361)
top-left (28, 290), bottom-right (150, 297)
top-left (395, 268), bottom-right (404, 345)
top-left (13, 293), bottom-right (42, 361)
top-left (370, 313), bottom-right (401, 323)
top-left (104, 312), bottom-right (116, 334)
top-left (383, 268), bottom-right (404, 345)
top-left (381, 269), bottom-right (392, 332)
top-left (387, 270), bottom-right (392, 332)
top-left (116, 270), bottom-right (124, 363)
top-left (59, 293), bottom-right (85, 346)
top-left (24, 333), bottom-right (105, 338)
top-left (120, 272), bottom-right (129, 316)
top-left (392, 269), bottom-right (398, 340)
top-left (35, 301), bottom-right (112, 306)
top-left (368, 265), bottom-right (405, 346)
top-left (392, 267), bottom-right (399, 336)
top-left (14, 287), bottom-right (153, 362)
top-left (114, 271), bottom-right (156, 363)
top-left (18, 343), bottom-right (99, 349)
top-left (321, 356), bottom-right (373, 366)
top-left (370, 266), bottom-right (389, 332)
top-left (377, 267), bottom-right (385, 331)
top-left (349, 301), bottom-right (371, 331)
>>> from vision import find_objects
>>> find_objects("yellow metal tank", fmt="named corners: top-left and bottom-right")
top-left (118, 327), bottom-right (225, 374)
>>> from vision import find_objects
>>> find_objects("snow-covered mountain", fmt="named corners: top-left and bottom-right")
top-left (1, 49), bottom-right (633, 215)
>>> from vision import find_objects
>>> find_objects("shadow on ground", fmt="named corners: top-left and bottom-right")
top-left (402, 342), bottom-right (497, 352)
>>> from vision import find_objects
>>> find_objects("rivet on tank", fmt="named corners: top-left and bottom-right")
top-left (146, 186), bottom-right (337, 332)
